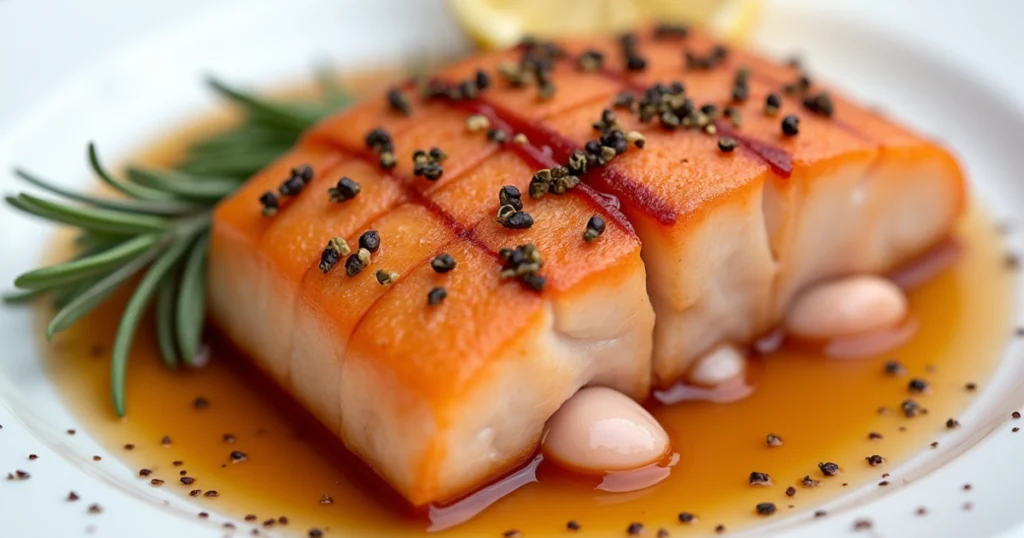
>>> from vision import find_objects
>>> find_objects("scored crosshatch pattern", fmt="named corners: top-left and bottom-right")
top-left (210, 24), bottom-right (964, 505)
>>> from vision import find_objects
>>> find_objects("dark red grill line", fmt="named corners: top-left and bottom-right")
top-left (715, 121), bottom-right (793, 178)
top-left (453, 97), bottom-right (678, 226)
top-left (450, 99), bottom-right (640, 235)
top-left (592, 64), bottom-right (795, 178)
top-left (311, 141), bottom-right (500, 258)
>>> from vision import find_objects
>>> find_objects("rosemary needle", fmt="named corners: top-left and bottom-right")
top-left (176, 233), bottom-right (210, 366)
top-left (112, 236), bottom-right (194, 415)
top-left (14, 234), bottom-right (161, 290)
top-left (4, 70), bottom-right (356, 416)
top-left (155, 269), bottom-right (181, 369)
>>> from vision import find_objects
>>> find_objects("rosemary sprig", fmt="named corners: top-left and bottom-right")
top-left (4, 73), bottom-right (353, 416)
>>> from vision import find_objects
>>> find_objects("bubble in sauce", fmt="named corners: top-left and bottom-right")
top-left (786, 275), bottom-right (908, 340)
top-left (542, 387), bottom-right (669, 473)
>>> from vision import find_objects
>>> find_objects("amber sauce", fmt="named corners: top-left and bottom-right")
top-left (40, 72), bottom-right (1016, 536)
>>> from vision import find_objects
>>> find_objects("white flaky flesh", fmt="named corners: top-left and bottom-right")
top-left (645, 179), bottom-right (776, 387)
top-left (645, 153), bottom-right (962, 384)
top-left (767, 155), bottom-right (962, 318)
top-left (209, 152), bottom-right (959, 504)
top-left (336, 255), bottom-right (654, 505)
top-left (209, 241), bottom-right (655, 506)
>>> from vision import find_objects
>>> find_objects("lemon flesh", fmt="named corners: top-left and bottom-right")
top-left (448, 0), bottom-right (761, 50)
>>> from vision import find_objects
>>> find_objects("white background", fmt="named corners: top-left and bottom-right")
top-left (0, 1), bottom-right (1022, 536)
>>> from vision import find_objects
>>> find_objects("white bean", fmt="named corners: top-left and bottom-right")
top-left (786, 275), bottom-right (908, 340)
top-left (686, 344), bottom-right (746, 387)
top-left (542, 387), bottom-right (669, 473)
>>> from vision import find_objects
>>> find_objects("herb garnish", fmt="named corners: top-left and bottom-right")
top-left (4, 73), bottom-right (353, 416)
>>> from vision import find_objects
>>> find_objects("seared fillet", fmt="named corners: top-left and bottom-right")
top-left (209, 27), bottom-right (963, 504)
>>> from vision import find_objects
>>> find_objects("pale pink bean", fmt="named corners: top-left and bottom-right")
top-left (542, 387), bottom-right (669, 473)
top-left (786, 275), bottom-right (908, 340)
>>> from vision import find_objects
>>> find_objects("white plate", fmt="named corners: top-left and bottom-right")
top-left (0, 1), bottom-right (1022, 536)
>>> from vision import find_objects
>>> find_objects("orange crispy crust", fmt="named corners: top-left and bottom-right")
top-left (347, 241), bottom-right (546, 405)
top-left (216, 24), bottom-right (963, 377)
top-left (215, 25), bottom-right (965, 367)
top-left (212, 27), bottom-right (965, 502)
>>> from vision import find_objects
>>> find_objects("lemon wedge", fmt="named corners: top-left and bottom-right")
top-left (448, 0), bottom-right (761, 50)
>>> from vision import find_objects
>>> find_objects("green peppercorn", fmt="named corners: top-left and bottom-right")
top-left (378, 151), bottom-right (397, 170)
top-left (567, 150), bottom-right (588, 175)
top-left (537, 81), bottom-right (556, 101)
top-left (625, 130), bottom-right (646, 148)
top-left (375, 269), bottom-right (398, 286)
top-left (466, 114), bottom-right (490, 132)
top-left (319, 237), bottom-right (350, 273)
top-left (356, 248), bottom-right (371, 267)
top-left (723, 106), bottom-right (742, 128)
top-left (345, 254), bottom-right (366, 277)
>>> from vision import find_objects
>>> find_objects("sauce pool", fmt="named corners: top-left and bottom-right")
top-left (38, 73), bottom-right (1017, 537)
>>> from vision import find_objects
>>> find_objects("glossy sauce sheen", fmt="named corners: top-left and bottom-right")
top-left (41, 74), bottom-right (1015, 536)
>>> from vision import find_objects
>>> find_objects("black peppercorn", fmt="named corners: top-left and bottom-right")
top-left (901, 399), bottom-right (922, 417)
top-left (387, 88), bottom-right (411, 116)
top-left (293, 164), bottom-right (314, 183)
top-left (498, 185), bottom-right (523, 211)
top-left (803, 91), bottom-right (835, 117)
top-left (520, 273), bottom-right (546, 292)
top-left (908, 378), bottom-right (929, 393)
top-left (818, 461), bottom-right (840, 476)
top-left (359, 230), bottom-right (381, 253)
top-left (504, 211), bottom-right (534, 229)
top-left (427, 287), bottom-right (447, 306)
top-left (421, 163), bottom-right (443, 181)
top-left (781, 114), bottom-right (800, 136)
top-left (584, 215), bottom-right (606, 242)
top-left (884, 360), bottom-right (904, 375)
top-left (475, 69), bottom-right (491, 91)
top-left (278, 175), bottom-right (305, 197)
top-left (259, 191), bottom-right (279, 217)
top-left (328, 176), bottom-right (361, 203)
top-left (431, 253), bottom-right (456, 273)
top-left (749, 471), bottom-right (771, 486)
